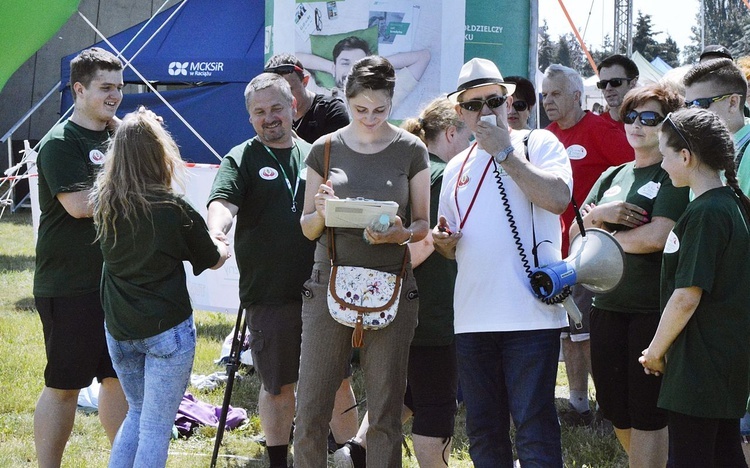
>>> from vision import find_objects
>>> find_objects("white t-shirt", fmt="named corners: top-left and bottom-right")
top-left (438, 129), bottom-right (573, 333)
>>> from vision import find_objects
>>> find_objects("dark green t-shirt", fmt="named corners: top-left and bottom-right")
top-left (208, 137), bottom-right (314, 306)
top-left (584, 162), bottom-right (689, 313)
top-left (411, 154), bottom-right (457, 346)
top-left (34, 120), bottom-right (109, 297)
top-left (659, 187), bottom-right (750, 418)
top-left (101, 196), bottom-right (220, 341)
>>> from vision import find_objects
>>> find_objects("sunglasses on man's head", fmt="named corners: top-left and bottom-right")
top-left (263, 64), bottom-right (304, 77)
top-left (458, 95), bottom-right (507, 112)
top-left (596, 77), bottom-right (636, 89)
top-left (684, 92), bottom-right (737, 109)
top-left (622, 110), bottom-right (665, 127)
top-left (512, 100), bottom-right (529, 112)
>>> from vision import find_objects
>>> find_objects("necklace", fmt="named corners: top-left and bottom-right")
top-left (257, 138), bottom-right (301, 212)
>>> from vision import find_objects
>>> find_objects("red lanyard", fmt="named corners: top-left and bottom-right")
top-left (453, 142), bottom-right (494, 230)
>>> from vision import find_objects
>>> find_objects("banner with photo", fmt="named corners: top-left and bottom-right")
top-left (267, 0), bottom-right (534, 120)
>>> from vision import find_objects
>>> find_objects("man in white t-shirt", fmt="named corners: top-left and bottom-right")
top-left (433, 58), bottom-right (572, 467)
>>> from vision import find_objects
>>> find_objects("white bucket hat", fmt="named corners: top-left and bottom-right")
top-left (448, 58), bottom-right (516, 103)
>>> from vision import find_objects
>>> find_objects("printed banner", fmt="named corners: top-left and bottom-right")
top-left (267, 1), bottom-right (532, 119)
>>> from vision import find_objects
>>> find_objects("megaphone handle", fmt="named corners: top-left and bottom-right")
top-left (562, 296), bottom-right (583, 330)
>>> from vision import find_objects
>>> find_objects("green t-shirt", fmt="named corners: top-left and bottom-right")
top-left (659, 187), bottom-right (750, 418)
top-left (584, 162), bottom-right (689, 313)
top-left (101, 196), bottom-right (220, 341)
top-left (34, 120), bottom-right (109, 297)
top-left (411, 154), bottom-right (457, 346)
top-left (208, 137), bottom-right (314, 306)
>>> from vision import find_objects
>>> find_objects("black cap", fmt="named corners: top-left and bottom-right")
top-left (700, 45), bottom-right (733, 61)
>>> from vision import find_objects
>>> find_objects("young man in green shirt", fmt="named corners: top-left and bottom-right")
top-left (683, 58), bottom-right (750, 192)
top-left (33, 47), bottom-right (128, 467)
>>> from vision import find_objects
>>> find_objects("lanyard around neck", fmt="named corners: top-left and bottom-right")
top-left (454, 142), bottom-right (494, 230)
top-left (258, 139), bottom-right (301, 212)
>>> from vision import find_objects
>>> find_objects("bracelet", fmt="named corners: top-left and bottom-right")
top-left (399, 229), bottom-right (413, 245)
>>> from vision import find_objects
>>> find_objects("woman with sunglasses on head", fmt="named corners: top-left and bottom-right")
top-left (569, 83), bottom-right (689, 467)
top-left (640, 108), bottom-right (750, 467)
top-left (505, 76), bottom-right (536, 131)
top-left (92, 108), bottom-right (228, 467)
top-left (295, 55), bottom-right (431, 466)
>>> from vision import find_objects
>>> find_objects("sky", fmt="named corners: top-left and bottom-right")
top-left (539, 0), bottom-right (701, 54)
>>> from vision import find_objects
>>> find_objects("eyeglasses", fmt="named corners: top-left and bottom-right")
top-left (684, 92), bottom-right (737, 109)
top-left (596, 77), bottom-right (636, 89)
top-left (263, 64), bottom-right (304, 78)
top-left (663, 113), bottom-right (694, 154)
top-left (458, 95), bottom-right (507, 112)
top-left (622, 110), bottom-right (665, 127)
top-left (512, 100), bottom-right (529, 112)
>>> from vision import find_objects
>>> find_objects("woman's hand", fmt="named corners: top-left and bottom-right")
top-left (587, 201), bottom-right (648, 229)
top-left (363, 216), bottom-right (410, 245)
top-left (579, 202), bottom-right (596, 217)
top-left (313, 180), bottom-right (337, 219)
top-left (639, 348), bottom-right (665, 376)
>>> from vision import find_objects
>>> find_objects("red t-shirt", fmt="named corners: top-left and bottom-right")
top-left (600, 112), bottom-right (626, 133)
top-left (547, 111), bottom-right (633, 256)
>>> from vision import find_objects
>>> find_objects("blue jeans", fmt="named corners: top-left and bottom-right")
top-left (106, 317), bottom-right (196, 468)
top-left (456, 329), bottom-right (563, 468)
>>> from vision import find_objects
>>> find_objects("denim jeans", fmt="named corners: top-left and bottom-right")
top-left (456, 329), bottom-right (563, 468)
top-left (106, 317), bottom-right (196, 468)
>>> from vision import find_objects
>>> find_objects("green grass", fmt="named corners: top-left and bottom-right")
top-left (0, 210), bottom-right (627, 467)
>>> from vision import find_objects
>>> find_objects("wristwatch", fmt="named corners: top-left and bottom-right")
top-left (494, 145), bottom-right (515, 164)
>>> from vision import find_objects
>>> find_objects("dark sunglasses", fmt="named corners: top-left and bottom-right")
top-left (622, 110), bottom-right (665, 127)
top-left (512, 100), bottom-right (529, 112)
top-left (684, 92), bottom-right (736, 109)
top-left (458, 95), bottom-right (507, 112)
top-left (596, 77), bottom-right (636, 89)
top-left (663, 113), bottom-right (694, 154)
top-left (263, 64), bottom-right (304, 78)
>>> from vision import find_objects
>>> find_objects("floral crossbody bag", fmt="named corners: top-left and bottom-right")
top-left (322, 136), bottom-right (408, 347)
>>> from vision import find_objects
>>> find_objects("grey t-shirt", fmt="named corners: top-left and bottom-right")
top-left (306, 128), bottom-right (429, 273)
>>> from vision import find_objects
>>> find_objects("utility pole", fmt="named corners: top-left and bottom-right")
top-left (613, 0), bottom-right (633, 56)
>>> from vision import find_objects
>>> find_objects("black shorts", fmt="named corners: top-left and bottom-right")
top-left (404, 342), bottom-right (458, 438)
top-left (590, 307), bottom-right (667, 430)
top-left (247, 302), bottom-right (303, 395)
top-left (36, 291), bottom-right (117, 389)
top-left (561, 285), bottom-right (592, 341)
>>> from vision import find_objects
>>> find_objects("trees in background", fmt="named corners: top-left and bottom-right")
top-left (685, 0), bottom-right (750, 63)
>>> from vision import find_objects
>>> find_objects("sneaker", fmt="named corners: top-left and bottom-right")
top-left (333, 439), bottom-right (366, 468)
top-left (558, 403), bottom-right (594, 427)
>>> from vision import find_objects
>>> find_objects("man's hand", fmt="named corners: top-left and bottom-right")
top-left (432, 215), bottom-right (461, 259)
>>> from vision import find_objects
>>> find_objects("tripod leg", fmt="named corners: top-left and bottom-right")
top-left (211, 305), bottom-right (248, 468)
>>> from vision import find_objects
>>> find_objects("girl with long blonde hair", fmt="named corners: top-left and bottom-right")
top-left (93, 107), bottom-right (227, 467)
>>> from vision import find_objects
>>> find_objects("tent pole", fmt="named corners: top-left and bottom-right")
top-left (77, 8), bottom-right (223, 161)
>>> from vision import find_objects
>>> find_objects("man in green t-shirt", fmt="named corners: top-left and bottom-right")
top-left (207, 73), bottom-right (314, 468)
top-left (33, 47), bottom-right (128, 466)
